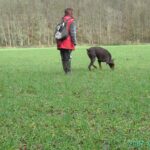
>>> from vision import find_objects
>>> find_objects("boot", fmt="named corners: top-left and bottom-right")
top-left (62, 60), bottom-right (68, 74)
top-left (66, 60), bottom-right (71, 74)
top-left (62, 60), bottom-right (71, 74)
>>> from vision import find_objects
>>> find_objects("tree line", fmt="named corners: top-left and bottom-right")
top-left (0, 0), bottom-right (150, 47)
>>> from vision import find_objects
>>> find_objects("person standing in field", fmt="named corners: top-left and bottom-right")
top-left (56, 8), bottom-right (77, 74)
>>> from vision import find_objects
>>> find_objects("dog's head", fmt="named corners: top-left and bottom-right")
top-left (109, 59), bottom-right (115, 69)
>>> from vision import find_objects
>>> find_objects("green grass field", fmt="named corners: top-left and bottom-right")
top-left (0, 45), bottom-right (150, 150)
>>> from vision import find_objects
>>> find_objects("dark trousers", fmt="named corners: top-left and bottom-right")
top-left (60, 49), bottom-right (72, 74)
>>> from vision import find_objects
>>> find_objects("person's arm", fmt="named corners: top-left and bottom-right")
top-left (70, 21), bottom-right (77, 45)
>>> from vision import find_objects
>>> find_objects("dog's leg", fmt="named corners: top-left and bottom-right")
top-left (98, 60), bottom-right (102, 69)
top-left (91, 58), bottom-right (97, 69)
top-left (88, 58), bottom-right (96, 71)
top-left (92, 64), bottom-right (97, 69)
top-left (88, 62), bottom-right (92, 71)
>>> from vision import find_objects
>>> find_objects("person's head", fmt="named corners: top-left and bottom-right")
top-left (64, 8), bottom-right (73, 17)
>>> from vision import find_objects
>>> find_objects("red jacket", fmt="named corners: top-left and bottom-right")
top-left (57, 16), bottom-right (76, 50)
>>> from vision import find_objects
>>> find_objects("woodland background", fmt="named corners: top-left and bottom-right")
top-left (0, 0), bottom-right (150, 47)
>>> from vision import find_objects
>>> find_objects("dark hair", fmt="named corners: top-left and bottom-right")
top-left (64, 8), bottom-right (73, 17)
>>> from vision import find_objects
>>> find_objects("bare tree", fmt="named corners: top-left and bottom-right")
top-left (0, 0), bottom-right (150, 47)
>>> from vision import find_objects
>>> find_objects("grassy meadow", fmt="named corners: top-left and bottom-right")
top-left (0, 45), bottom-right (150, 150)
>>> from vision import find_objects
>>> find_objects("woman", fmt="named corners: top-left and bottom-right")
top-left (57, 8), bottom-right (77, 74)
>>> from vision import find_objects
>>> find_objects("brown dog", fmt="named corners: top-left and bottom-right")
top-left (87, 47), bottom-right (115, 71)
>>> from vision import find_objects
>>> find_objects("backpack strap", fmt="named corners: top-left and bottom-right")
top-left (65, 18), bottom-right (72, 22)
top-left (61, 17), bottom-right (72, 23)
